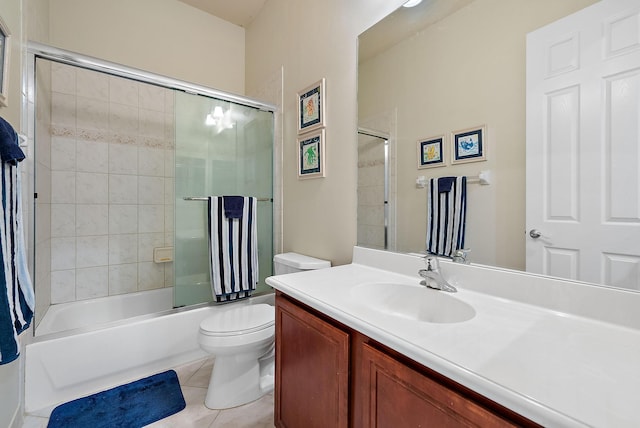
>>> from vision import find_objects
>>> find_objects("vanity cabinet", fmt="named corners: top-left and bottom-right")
top-left (275, 292), bottom-right (350, 428)
top-left (353, 338), bottom-right (529, 427)
top-left (275, 292), bottom-right (539, 428)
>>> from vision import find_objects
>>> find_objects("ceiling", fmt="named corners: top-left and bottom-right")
top-left (178, 0), bottom-right (267, 27)
top-left (358, 0), bottom-right (474, 63)
top-left (178, 0), bottom-right (474, 58)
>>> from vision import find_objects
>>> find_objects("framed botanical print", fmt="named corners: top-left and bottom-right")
top-left (298, 129), bottom-right (325, 179)
top-left (297, 79), bottom-right (325, 134)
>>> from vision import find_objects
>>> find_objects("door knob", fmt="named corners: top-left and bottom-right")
top-left (529, 229), bottom-right (542, 239)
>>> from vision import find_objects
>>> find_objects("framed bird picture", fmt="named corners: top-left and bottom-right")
top-left (451, 125), bottom-right (486, 164)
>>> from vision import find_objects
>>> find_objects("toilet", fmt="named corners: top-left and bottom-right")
top-left (198, 252), bottom-right (330, 409)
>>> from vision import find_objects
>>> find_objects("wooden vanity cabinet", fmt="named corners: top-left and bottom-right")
top-left (275, 292), bottom-right (539, 428)
top-left (352, 333), bottom-right (535, 427)
top-left (275, 292), bottom-right (350, 428)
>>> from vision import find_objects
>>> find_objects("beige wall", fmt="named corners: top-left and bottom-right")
top-left (0, 0), bottom-right (22, 127)
top-left (246, 0), bottom-right (406, 266)
top-left (46, 0), bottom-right (245, 94)
top-left (359, 0), bottom-right (597, 270)
top-left (0, 0), bottom-right (27, 425)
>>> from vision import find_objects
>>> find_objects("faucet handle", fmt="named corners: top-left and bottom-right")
top-left (452, 249), bottom-right (471, 264)
top-left (423, 254), bottom-right (441, 271)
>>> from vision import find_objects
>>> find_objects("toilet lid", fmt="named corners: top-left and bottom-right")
top-left (200, 304), bottom-right (275, 335)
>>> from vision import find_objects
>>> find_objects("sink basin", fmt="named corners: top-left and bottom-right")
top-left (351, 282), bottom-right (476, 324)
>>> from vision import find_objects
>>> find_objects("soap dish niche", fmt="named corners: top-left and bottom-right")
top-left (153, 247), bottom-right (174, 263)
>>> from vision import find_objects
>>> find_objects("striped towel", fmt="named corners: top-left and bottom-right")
top-left (0, 131), bottom-right (34, 364)
top-left (207, 196), bottom-right (258, 302)
top-left (426, 176), bottom-right (467, 258)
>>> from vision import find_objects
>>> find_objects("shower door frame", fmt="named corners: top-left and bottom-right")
top-left (27, 42), bottom-right (277, 111)
top-left (357, 127), bottom-right (391, 250)
top-left (26, 42), bottom-right (279, 326)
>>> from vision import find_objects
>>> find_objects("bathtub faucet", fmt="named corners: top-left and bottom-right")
top-left (418, 255), bottom-right (457, 293)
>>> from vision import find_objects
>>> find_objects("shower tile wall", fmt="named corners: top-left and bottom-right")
top-left (46, 62), bottom-right (175, 304)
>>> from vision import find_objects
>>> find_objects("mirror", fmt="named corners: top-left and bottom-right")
top-left (357, 1), bottom-right (626, 285)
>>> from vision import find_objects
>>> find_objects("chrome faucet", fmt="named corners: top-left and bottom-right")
top-left (418, 255), bottom-right (457, 292)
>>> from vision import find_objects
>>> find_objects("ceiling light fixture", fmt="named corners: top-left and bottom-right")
top-left (205, 106), bottom-right (226, 126)
top-left (212, 106), bottom-right (224, 119)
top-left (403, 0), bottom-right (423, 7)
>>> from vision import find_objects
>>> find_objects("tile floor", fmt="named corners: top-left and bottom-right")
top-left (22, 357), bottom-right (275, 428)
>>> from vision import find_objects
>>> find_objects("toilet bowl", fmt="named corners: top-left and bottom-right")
top-left (198, 304), bottom-right (275, 409)
top-left (198, 252), bottom-right (331, 409)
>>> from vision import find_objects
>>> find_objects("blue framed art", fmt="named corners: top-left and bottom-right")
top-left (452, 125), bottom-right (486, 164)
top-left (298, 129), bottom-right (325, 179)
top-left (297, 79), bottom-right (325, 134)
top-left (417, 135), bottom-right (445, 169)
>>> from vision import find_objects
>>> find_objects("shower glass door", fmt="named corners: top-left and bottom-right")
top-left (357, 131), bottom-right (389, 250)
top-left (174, 92), bottom-right (274, 307)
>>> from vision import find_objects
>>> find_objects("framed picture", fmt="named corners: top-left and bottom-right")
top-left (451, 125), bottom-right (486, 164)
top-left (0, 16), bottom-right (11, 108)
top-left (417, 135), bottom-right (446, 169)
top-left (297, 78), bottom-right (325, 134)
top-left (298, 129), bottom-right (325, 179)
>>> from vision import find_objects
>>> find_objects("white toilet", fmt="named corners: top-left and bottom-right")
top-left (198, 252), bottom-right (330, 409)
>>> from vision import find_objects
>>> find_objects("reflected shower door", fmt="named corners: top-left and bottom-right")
top-left (357, 131), bottom-right (389, 250)
top-left (174, 92), bottom-right (274, 307)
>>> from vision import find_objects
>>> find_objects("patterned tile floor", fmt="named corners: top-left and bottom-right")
top-left (22, 358), bottom-right (275, 428)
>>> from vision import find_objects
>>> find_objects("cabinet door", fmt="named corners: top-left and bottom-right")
top-left (355, 342), bottom-right (518, 427)
top-left (275, 295), bottom-right (349, 428)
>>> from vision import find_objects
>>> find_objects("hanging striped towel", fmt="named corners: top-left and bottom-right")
top-left (0, 118), bottom-right (34, 365)
top-left (426, 176), bottom-right (467, 258)
top-left (207, 196), bottom-right (259, 302)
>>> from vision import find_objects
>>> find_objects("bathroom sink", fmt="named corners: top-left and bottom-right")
top-left (351, 282), bottom-right (476, 324)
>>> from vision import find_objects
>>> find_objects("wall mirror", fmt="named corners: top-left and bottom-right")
top-left (356, 0), bottom-right (640, 293)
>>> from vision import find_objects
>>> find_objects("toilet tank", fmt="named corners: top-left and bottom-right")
top-left (273, 252), bottom-right (331, 275)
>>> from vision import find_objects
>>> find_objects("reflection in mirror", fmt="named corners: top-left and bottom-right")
top-left (357, 127), bottom-right (395, 251)
top-left (356, 0), bottom-right (640, 291)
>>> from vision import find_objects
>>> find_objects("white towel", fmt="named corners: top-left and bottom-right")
top-left (207, 196), bottom-right (259, 302)
top-left (426, 176), bottom-right (467, 257)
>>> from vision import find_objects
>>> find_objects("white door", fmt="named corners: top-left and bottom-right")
top-left (526, 0), bottom-right (640, 290)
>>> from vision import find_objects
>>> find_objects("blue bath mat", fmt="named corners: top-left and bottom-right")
top-left (47, 370), bottom-right (186, 428)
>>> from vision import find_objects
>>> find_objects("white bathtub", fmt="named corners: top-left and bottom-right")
top-left (35, 287), bottom-right (175, 336)
top-left (25, 293), bottom-right (275, 413)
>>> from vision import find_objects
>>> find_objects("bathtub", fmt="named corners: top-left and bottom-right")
top-left (36, 287), bottom-right (175, 336)
top-left (25, 292), bottom-right (275, 413)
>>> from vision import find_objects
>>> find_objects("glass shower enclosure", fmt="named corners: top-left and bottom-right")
top-left (174, 93), bottom-right (273, 307)
top-left (29, 42), bottom-right (275, 335)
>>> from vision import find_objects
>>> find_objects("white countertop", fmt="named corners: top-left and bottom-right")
top-left (266, 247), bottom-right (640, 428)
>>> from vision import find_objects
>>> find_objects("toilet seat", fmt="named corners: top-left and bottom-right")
top-left (200, 304), bottom-right (274, 337)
